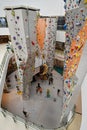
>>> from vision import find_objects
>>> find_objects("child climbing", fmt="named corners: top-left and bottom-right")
top-left (40, 63), bottom-right (48, 80)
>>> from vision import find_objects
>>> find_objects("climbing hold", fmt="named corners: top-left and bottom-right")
top-left (32, 41), bottom-right (35, 45)
top-left (13, 36), bottom-right (16, 40)
top-left (17, 16), bottom-right (19, 19)
top-left (11, 10), bottom-right (15, 16)
top-left (76, 22), bottom-right (81, 26)
top-left (18, 46), bottom-right (22, 49)
top-left (76, 0), bottom-right (80, 4)
top-left (63, 24), bottom-right (67, 30)
top-left (15, 42), bottom-right (19, 45)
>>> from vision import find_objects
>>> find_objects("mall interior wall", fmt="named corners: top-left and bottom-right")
top-left (0, 0), bottom-right (65, 17)
top-left (0, 0), bottom-right (65, 35)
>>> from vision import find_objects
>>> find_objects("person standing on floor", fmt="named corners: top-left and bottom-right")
top-left (39, 86), bottom-right (42, 94)
top-left (23, 108), bottom-right (29, 118)
top-left (23, 110), bottom-right (28, 118)
top-left (57, 89), bottom-right (60, 96)
top-left (36, 83), bottom-right (42, 94)
top-left (48, 73), bottom-right (53, 85)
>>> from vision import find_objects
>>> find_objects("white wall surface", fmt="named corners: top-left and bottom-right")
top-left (80, 73), bottom-right (87, 130)
top-left (0, 28), bottom-right (10, 35)
top-left (56, 31), bottom-right (65, 42)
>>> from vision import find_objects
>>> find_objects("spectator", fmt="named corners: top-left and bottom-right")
top-left (57, 89), bottom-right (60, 96)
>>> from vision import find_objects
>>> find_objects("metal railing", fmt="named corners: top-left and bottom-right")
top-left (0, 51), bottom-right (9, 79)
top-left (0, 45), bottom-right (13, 81)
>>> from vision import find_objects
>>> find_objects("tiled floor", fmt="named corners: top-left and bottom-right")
top-left (2, 70), bottom-right (64, 129)
top-left (67, 113), bottom-right (82, 130)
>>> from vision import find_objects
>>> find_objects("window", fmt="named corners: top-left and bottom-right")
top-left (0, 17), bottom-right (8, 27)
top-left (57, 16), bottom-right (65, 30)
top-left (55, 41), bottom-right (65, 51)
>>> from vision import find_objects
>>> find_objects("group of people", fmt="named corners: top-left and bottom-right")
top-left (36, 83), bottom-right (61, 97)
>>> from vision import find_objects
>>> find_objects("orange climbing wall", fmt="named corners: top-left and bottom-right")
top-left (36, 18), bottom-right (46, 50)
top-left (64, 20), bottom-right (87, 79)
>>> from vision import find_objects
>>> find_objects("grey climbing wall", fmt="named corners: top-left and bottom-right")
top-left (5, 6), bottom-right (39, 100)
top-left (45, 17), bottom-right (57, 73)
top-left (61, 0), bottom-right (87, 122)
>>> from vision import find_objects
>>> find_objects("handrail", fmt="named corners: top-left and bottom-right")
top-left (0, 51), bottom-right (9, 80)
top-left (0, 46), bottom-right (13, 81)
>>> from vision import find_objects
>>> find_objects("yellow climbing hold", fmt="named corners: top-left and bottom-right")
top-left (17, 91), bottom-right (22, 95)
top-left (11, 10), bottom-right (15, 16)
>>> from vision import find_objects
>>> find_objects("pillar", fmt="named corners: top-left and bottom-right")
top-left (61, 0), bottom-right (87, 122)
top-left (37, 16), bottom-right (57, 74)
top-left (5, 6), bottom-right (40, 100)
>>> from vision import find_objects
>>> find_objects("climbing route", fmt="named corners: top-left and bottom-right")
top-left (61, 0), bottom-right (87, 122)
top-left (37, 17), bottom-right (57, 73)
top-left (5, 6), bottom-right (40, 99)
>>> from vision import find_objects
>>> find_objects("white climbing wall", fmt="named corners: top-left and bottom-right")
top-left (5, 6), bottom-right (39, 99)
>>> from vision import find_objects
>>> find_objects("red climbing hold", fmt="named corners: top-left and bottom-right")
top-left (32, 41), bottom-right (35, 45)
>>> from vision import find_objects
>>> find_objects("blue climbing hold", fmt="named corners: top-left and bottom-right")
top-left (63, 24), bottom-right (67, 30)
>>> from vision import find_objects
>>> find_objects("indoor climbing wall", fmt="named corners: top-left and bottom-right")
top-left (5, 6), bottom-right (39, 99)
top-left (61, 0), bottom-right (87, 121)
top-left (37, 17), bottom-right (57, 72)
top-left (45, 17), bottom-right (57, 73)
top-left (64, 0), bottom-right (81, 10)
top-left (36, 18), bottom-right (46, 50)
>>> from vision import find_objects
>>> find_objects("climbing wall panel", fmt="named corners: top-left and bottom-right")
top-left (61, 0), bottom-right (87, 121)
top-left (5, 6), bottom-right (39, 99)
top-left (64, 0), bottom-right (81, 10)
top-left (37, 17), bottom-right (57, 72)
top-left (45, 18), bottom-right (57, 72)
